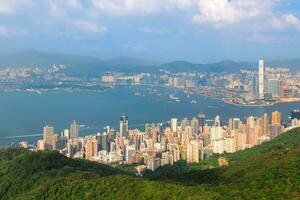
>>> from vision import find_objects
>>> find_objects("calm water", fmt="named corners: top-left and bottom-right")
top-left (0, 86), bottom-right (299, 145)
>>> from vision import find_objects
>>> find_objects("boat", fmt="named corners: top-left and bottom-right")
top-left (191, 100), bottom-right (197, 104)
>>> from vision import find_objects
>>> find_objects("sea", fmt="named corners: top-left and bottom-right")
top-left (0, 86), bottom-right (299, 146)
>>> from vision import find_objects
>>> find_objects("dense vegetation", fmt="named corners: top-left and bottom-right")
top-left (1, 128), bottom-right (300, 199)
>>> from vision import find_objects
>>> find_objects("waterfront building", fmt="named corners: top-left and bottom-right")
top-left (30, 110), bottom-right (293, 171)
top-left (43, 125), bottom-right (55, 150)
top-left (272, 111), bottom-right (281, 125)
top-left (170, 118), bottom-right (178, 133)
top-left (214, 115), bottom-right (221, 127)
top-left (268, 79), bottom-right (281, 98)
top-left (198, 113), bottom-right (206, 132)
top-left (70, 120), bottom-right (78, 139)
top-left (120, 113), bottom-right (129, 139)
top-left (258, 59), bottom-right (265, 99)
top-left (63, 129), bottom-right (70, 139)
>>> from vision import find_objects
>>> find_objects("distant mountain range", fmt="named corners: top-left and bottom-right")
top-left (0, 50), bottom-right (299, 76)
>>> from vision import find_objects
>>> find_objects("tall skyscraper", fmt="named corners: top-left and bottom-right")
top-left (198, 113), bottom-right (206, 132)
top-left (233, 118), bottom-right (241, 130)
top-left (252, 76), bottom-right (258, 95)
top-left (170, 118), bottom-right (178, 133)
top-left (85, 137), bottom-right (98, 160)
top-left (268, 79), bottom-right (281, 98)
top-left (70, 120), bottom-right (79, 139)
top-left (120, 113), bottom-right (128, 138)
top-left (43, 125), bottom-right (54, 149)
top-left (258, 59), bottom-right (265, 99)
top-left (214, 115), bottom-right (221, 127)
top-left (262, 113), bottom-right (269, 136)
top-left (272, 111), bottom-right (281, 125)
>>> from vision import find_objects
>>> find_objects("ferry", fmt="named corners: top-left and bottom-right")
top-left (169, 94), bottom-right (181, 102)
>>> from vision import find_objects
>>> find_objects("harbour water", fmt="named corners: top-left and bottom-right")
top-left (0, 86), bottom-right (299, 145)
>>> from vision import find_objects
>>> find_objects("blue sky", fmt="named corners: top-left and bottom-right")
top-left (0, 0), bottom-right (300, 62)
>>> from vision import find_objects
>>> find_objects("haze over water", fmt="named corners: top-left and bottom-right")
top-left (0, 86), bottom-right (299, 145)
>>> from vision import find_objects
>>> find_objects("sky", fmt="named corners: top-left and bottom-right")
top-left (0, 0), bottom-right (300, 62)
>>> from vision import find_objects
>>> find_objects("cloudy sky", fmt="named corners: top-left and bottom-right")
top-left (0, 0), bottom-right (300, 62)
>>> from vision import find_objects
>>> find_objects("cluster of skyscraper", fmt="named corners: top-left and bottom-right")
top-left (256, 59), bottom-right (291, 101)
top-left (31, 110), bottom-right (300, 172)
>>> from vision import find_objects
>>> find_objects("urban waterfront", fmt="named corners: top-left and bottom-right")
top-left (1, 86), bottom-right (300, 145)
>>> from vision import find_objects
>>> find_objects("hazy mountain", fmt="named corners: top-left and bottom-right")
top-left (159, 60), bottom-right (256, 73)
top-left (0, 50), bottom-right (159, 76)
top-left (0, 50), bottom-right (299, 76)
top-left (267, 59), bottom-right (300, 71)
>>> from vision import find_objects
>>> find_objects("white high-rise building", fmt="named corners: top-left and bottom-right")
top-left (170, 118), bottom-right (178, 133)
top-left (258, 59), bottom-right (265, 99)
top-left (70, 120), bottom-right (79, 139)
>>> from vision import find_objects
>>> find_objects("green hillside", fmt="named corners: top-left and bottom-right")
top-left (1, 128), bottom-right (300, 200)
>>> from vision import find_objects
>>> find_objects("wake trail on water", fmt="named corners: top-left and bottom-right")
top-left (0, 134), bottom-right (43, 139)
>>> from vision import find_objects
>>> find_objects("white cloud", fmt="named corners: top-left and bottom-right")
top-left (48, 0), bottom-right (82, 17)
top-left (0, 0), bottom-right (32, 14)
top-left (65, 0), bottom-right (82, 9)
top-left (283, 14), bottom-right (300, 30)
top-left (193, 0), bottom-right (274, 27)
top-left (0, 0), bottom-right (299, 43)
top-left (91, 0), bottom-right (198, 15)
top-left (73, 20), bottom-right (107, 33)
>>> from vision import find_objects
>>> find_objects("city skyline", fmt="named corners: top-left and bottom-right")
top-left (1, 1), bottom-right (300, 199)
top-left (29, 108), bottom-right (300, 172)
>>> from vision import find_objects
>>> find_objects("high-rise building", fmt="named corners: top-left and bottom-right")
top-left (214, 115), bottom-right (221, 127)
top-left (63, 129), bottom-right (70, 139)
top-left (86, 137), bottom-right (98, 160)
top-left (170, 118), bottom-right (178, 133)
top-left (252, 76), bottom-right (258, 95)
top-left (270, 124), bottom-right (282, 139)
top-left (272, 111), bottom-right (281, 125)
top-left (262, 113), bottom-right (269, 136)
top-left (246, 116), bottom-right (256, 129)
top-left (125, 145), bottom-right (136, 163)
top-left (191, 117), bottom-right (199, 134)
top-left (186, 140), bottom-right (200, 163)
top-left (233, 118), bottom-right (241, 130)
top-left (258, 59), bottom-right (265, 99)
top-left (43, 125), bottom-right (54, 150)
top-left (291, 110), bottom-right (300, 120)
top-left (70, 120), bottom-right (79, 139)
top-left (198, 113), bottom-right (206, 132)
top-left (268, 79), bottom-right (281, 98)
top-left (147, 158), bottom-right (160, 171)
top-left (120, 113), bottom-right (129, 138)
